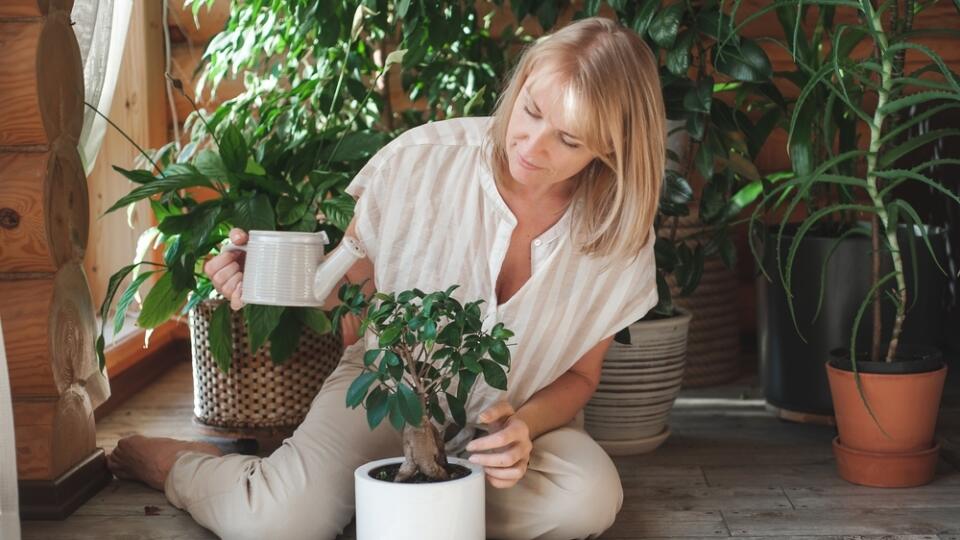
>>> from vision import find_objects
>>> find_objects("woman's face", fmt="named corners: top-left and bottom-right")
top-left (505, 67), bottom-right (598, 196)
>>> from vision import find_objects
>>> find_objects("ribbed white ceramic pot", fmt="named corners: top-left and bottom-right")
top-left (354, 456), bottom-right (485, 540)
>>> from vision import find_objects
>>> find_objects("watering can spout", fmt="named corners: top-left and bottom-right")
top-left (313, 236), bottom-right (367, 302)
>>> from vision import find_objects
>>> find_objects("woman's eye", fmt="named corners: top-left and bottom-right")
top-left (562, 139), bottom-right (581, 149)
top-left (524, 106), bottom-right (540, 118)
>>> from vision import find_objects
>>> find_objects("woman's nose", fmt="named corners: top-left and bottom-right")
top-left (524, 127), bottom-right (550, 158)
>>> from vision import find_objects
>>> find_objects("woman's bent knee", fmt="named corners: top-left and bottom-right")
top-left (551, 460), bottom-right (623, 539)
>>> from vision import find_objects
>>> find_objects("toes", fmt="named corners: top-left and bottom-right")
top-left (106, 452), bottom-right (125, 477)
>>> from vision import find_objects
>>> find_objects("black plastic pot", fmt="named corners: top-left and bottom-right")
top-left (757, 223), bottom-right (950, 416)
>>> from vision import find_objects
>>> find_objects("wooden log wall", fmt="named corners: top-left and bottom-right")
top-left (0, 0), bottom-right (111, 518)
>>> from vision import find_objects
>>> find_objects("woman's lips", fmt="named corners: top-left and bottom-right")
top-left (517, 153), bottom-right (542, 171)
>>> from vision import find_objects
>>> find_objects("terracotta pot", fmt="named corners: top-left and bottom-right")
top-left (825, 361), bottom-right (947, 453)
top-left (825, 351), bottom-right (947, 487)
top-left (832, 437), bottom-right (941, 488)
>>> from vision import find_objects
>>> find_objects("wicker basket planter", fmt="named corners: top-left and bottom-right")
top-left (188, 300), bottom-right (343, 429)
top-left (669, 213), bottom-right (742, 388)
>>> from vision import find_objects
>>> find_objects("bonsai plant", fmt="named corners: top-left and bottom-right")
top-left (330, 282), bottom-right (514, 539)
top-left (743, 0), bottom-right (960, 486)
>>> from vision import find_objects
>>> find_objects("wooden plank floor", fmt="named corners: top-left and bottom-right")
top-left (21, 354), bottom-right (960, 540)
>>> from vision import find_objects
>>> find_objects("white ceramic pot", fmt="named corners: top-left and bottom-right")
top-left (354, 456), bottom-right (485, 540)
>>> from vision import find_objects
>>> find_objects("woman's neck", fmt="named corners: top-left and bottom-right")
top-left (499, 173), bottom-right (575, 212)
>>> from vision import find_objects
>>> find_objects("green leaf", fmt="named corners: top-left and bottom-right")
top-left (96, 335), bottom-right (106, 372)
top-left (209, 302), bottom-right (234, 372)
top-left (456, 369), bottom-right (477, 402)
top-left (446, 392), bottom-right (466, 427)
top-left (137, 273), bottom-right (190, 329)
top-left (364, 349), bottom-right (382, 367)
top-left (462, 351), bottom-right (482, 373)
top-left (276, 196), bottom-right (308, 226)
top-left (396, 383), bottom-right (423, 426)
top-left (649, 2), bottom-right (684, 49)
top-left (269, 309), bottom-right (300, 364)
top-left (383, 350), bottom-right (400, 366)
top-left (682, 77), bottom-right (713, 113)
top-left (115, 168), bottom-right (156, 185)
top-left (301, 308), bottom-right (331, 335)
top-left (113, 271), bottom-right (157, 335)
top-left (365, 387), bottom-right (389, 429)
top-left (194, 149), bottom-right (229, 179)
top-left (346, 371), bottom-right (378, 408)
top-left (631, 0), bottom-right (661, 37)
top-left (666, 30), bottom-right (694, 76)
top-left (97, 262), bottom-right (156, 369)
top-left (378, 325), bottom-right (402, 348)
top-left (322, 131), bottom-right (387, 163)
top-left (879, 128), bottom-right (960, 169)
top-left (245, 304), bottom-right (284, 354)
top-left (106, 170), bottom-right (214, 214)
top-left (489, 340), bottom-right (510, 366)
top-left (319, 194), bottom-right (356, 231)
top-left (388, 393), bottom-right (405, 430)
top-left (695, 138), bottom-right (714, 179)
top-left (232, 193), bottom-right (276, 231)
top-left (715, 39), bottom-right (772, 82)
top-left (686, 111), bottom-right (704, 141)
top-left (219, 124), bottom-right (249, 173)
top-left (480, 359), bottom-right (507, 390)
top-left (397, 0), bottom-right (411, 18)
top-left (655, 271), bottom-right (674, 315)
top-left (428, 395), bottom-right (446, 425)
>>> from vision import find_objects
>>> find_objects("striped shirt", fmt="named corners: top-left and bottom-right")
top-left (344, 117), bottom-right (657, 446)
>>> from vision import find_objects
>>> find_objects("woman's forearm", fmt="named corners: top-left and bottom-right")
top-left (514, 370), bottom-right (596, 441)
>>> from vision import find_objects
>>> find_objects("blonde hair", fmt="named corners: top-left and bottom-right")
top-left (486, 17), bottom-right (665, 261)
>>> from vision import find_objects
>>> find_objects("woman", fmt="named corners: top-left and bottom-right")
top-left (107, 16), bottom-right (664, 540)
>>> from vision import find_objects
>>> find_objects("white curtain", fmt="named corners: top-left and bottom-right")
top-left (73, 0), bottom-right (135, 407)
top-left (0, 319), bottom-right (20, 540)
top-left (74, 0), bottom-right (134, 175)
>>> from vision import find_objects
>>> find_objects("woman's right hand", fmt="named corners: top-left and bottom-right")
top-left (204, 228), bottom-right (248, 310)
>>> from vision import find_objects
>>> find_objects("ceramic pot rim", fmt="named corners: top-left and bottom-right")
top-left (355, 456), bottom-right (482, 487)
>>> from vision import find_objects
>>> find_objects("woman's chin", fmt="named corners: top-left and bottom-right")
top-left (507, 162), bottom-right (539, 185)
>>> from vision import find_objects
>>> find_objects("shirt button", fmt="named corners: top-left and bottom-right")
top-left (533, 239), bottom-right (542, 246)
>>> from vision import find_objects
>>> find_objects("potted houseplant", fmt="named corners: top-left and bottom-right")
top-left (582, 0), bottom-right (777, 454)
top-left (742, 2), bottom-right (951, 422)
top-left (330, 282), bottom-right (515, 540)
top-left (94, 121), bottom-right (347, 429)
top-left (744, 0), bottom-right (960, 486)
top-left (94, 3), bottom-right (409, 430)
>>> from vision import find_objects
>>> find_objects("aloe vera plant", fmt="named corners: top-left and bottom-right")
top-left (741, 0), bottom-right (960, 371)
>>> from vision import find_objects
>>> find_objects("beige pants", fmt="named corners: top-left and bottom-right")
top-left (165, 342), bottom-right (623, 540)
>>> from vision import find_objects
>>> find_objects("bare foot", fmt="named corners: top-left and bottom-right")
top-left (107, 435), bottom-right (223, 491)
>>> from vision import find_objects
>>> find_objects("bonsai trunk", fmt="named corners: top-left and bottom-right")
top-left (394, 415), bottom-right (450, 482)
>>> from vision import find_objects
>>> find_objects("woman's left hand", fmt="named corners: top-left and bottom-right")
top-left (465, 401), bottom-right (533, 489)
